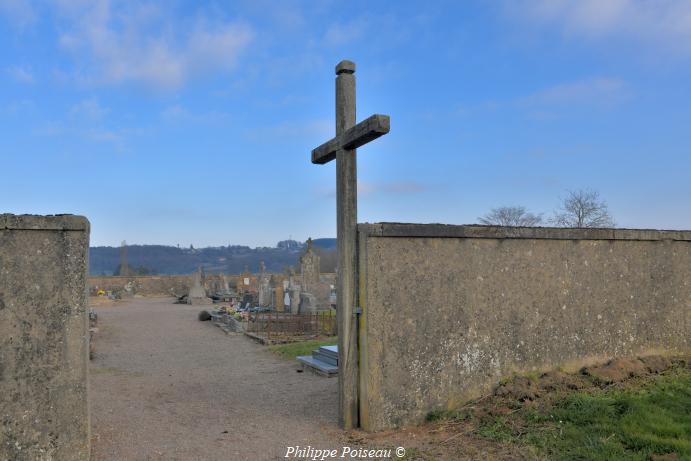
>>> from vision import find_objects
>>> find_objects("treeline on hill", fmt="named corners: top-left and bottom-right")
top-left (89, 238), bottom-right (337, 276)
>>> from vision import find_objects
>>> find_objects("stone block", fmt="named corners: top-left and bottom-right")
top-left (0, 214), bottom-right (91, 460)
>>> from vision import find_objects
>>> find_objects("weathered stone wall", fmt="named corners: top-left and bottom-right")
top-left (358, 223), bottom-right (691, 431)
top-left (88, 275), bottom-right (191, 297)
top-left (88, 273), bottom-right (337, 299)
top-left (0, 214), bottom-right (91, 460)
top-left (89, 274), bottom-right (242, 297)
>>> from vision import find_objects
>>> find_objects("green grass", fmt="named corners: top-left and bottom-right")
top-left (478, 369), bottom-right (691, 460)
top-left (268, 336), bottom-right (337, 360)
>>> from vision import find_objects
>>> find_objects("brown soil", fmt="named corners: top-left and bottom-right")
top-left (582, 357), bottom-right (647, 384)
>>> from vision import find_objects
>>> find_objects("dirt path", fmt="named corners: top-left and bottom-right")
top-left (90, 297), bottom-right (340, 461)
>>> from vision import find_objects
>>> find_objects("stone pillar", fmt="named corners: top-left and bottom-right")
top-left (258, 274), bottom-right (271, 307)
top-left (290, 287), bottom-right (300, 314)
top-left (273, 285), bottom-right (285, 312)
top-left (300, 238), bottom-right (321, 293)
top-left (0, 214), bottom-right (91, 461)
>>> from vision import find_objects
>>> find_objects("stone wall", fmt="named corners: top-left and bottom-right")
top-left (88, 273), bottom-right (337, 299)
top-left (357, 223), bottom-right (691, 431)
top-left (0, 214), bottom-right (91, 460)
top-left (89, 274), bottom-right (243, 297)
top-left (88, 275), bottom-right (191, 297)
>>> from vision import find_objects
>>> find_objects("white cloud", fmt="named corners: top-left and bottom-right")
top-left (509, 0), bottom-right (691, 54)
top-left (520, 78), bottom-right (629, 107)
top-left (7, 65), bottom-right (35, 83)
top-left (55, 1), bottom-right (254, 88)
top-left (454, 77), bottom-right (629, 121)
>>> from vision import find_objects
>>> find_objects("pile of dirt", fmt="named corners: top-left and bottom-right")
top-left (492, 354), bottom-right (685, 403)
top-left (582, 355), bottom-right (676, 384)
top-left (494, 370), bottom-right (589, 402)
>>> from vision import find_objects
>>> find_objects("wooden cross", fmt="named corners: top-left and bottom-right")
top-left (311, 60), bottom-right (390, 429)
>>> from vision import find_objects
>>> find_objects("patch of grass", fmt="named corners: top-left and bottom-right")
top-left (426, 408), bottom-right (471, 423)
top-left (268, 337), bottom-right (337, 360)
top-left (480, 368), bottom-right (691, 460)
top-left (478, 417), bottom-right (518, 443)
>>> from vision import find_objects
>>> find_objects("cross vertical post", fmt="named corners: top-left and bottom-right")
top-left (335, 60), bottom-right (358, 430)
top-left (311, 60), bottom-right (390, 429)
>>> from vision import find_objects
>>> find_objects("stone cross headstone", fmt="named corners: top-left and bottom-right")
top-left (300, 237), bottom-right (320, 293)
top-left (311, 59), bottom-right (390, 429)
top-left (187, 266), bottom-right (210, 305)
top-left (258, 261), bottom-right (271, 307)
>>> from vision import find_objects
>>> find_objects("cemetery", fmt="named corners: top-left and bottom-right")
top-left (2, 10), bottom-right (691, 456)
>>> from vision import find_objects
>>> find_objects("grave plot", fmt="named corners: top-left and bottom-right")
top-left (244, 311), bottom-right (336, 344)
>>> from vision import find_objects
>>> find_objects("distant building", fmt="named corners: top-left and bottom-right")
top-left (277, 239), bottom-right (303, 250)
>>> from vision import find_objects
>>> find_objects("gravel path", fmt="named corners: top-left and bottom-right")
top-left (90, 297), bottom-right (340, 461)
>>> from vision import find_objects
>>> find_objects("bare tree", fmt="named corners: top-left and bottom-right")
top-left (478, 206), bottom-right (543, 226)
top-left (550, 189), bottom-right (615, 228)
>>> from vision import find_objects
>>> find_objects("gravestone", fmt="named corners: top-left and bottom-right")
top-left (187, 267), bottom-right (211, 305)
top-left (272, 282), bottom-right (285, 312)
top-left (238, 267), bottom-right (254, 295)
top-left (289, 286), bottom-right (301, 314)
top-left (0, 214), bottom-right (91, 460)
top-left (300, 238), bottom-right (320, 293)
top-left (258, 261), bottom-right (271, 307)
top-left (299, 292), bottom-right (318, 314)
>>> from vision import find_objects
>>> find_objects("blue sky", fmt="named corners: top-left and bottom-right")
top-left (2, 0), bottom-right (690, 247)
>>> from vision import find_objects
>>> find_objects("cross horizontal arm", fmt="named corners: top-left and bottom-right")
top-left (311, 114), bottom-right (390, 165)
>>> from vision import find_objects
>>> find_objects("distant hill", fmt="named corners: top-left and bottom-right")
top-left (311, 238), bottom-right (337, 250)
top-left (89, 239), bottom-right (337, 276)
